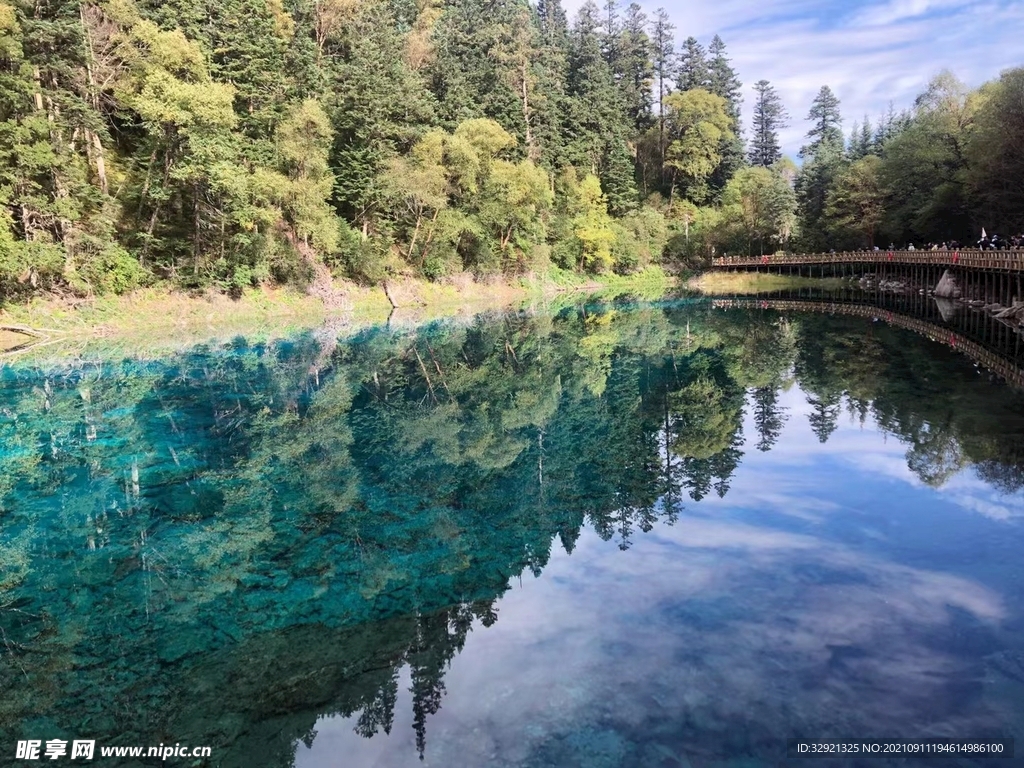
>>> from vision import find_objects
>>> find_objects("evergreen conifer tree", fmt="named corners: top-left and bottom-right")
top-left (566, 2), bottom-right (637, 209)
top-left (332, 0), bottom-right (435, 228)
top-left (859, 117), bottom-right (873, 156)
top-left (650, 8), bottom-right (675, 165)
top-left (706, 35), bottom-right (744, 196)
top-left (676, 36), bottom-right (709, 92)
top-left (801, 85), bottom-right (843, 158)
top-left (795, 87), bottom-right (845, 251)
top-left (532, 0), bottom-right (571, 167)
top-left (615, 3), bottom-right (654, 132)
top-left (707, 35), bottom-right (741, 122)
top-left (749, 79), bottom-right (787, 167)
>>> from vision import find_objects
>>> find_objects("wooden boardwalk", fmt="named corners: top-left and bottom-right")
top-left (712, 297), bottom-right (1024, 389)
top-left (713, 249), bottom-right (1024, 272)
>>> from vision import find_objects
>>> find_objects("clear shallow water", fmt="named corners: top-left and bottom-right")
top-left (2, 298), bottom-right (1024, 767)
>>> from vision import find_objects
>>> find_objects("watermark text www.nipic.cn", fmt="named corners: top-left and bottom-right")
top-left (15, 741), bottom-right (213, 761)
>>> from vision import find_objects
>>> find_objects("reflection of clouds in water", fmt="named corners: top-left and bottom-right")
top-left (947, 492), bottom-right (1021, 522)
top-left (735, 385), bottom-right (1024, 523)
top-left (700, 485), bottom-right (843, 523)
top-left (941, 473), bottom-right (1024, 522)
top-left (300, 510), bottom-right (1011, 767)
top-left (525, 521), bottom-right (1006, 752)
top-left (297, 384), bottom-right (1021, 767)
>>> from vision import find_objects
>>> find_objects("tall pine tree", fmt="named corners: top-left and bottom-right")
top-left (332, 0), bottom-right (435, 229)
top-left (614, 3), bottom-right (654, 133)
top-left (706, 35), bottom-right (744, 197)
top-left (749, 79), bottom-right (787, 167)
top-left (801, 85), bottom-right (843, 158)
top-left (676, 36), bottom-right (708, 92)
top-left (532, 0), bottom-right (571, 168)
top-left (429, 0), bottom-right (524, 132)
top-left (650, 8), bottom-right (674, 167)
top-left (795, 85), bottom-right (845, 251)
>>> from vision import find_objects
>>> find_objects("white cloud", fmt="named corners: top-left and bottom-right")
top-left (850, 0), bottom-right (977, 26)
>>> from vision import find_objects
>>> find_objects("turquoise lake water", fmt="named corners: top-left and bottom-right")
top-left (2, 298), bottom-right (1024, 767)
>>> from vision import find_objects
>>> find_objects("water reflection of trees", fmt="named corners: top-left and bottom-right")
top-left (1, 301), bottom-right (1023, 765)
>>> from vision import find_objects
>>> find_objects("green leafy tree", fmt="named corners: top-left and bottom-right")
top-left (573, 174), bottom-right (616, 271)
top-left (877, 71), bottom-right (976, 244)
top-left (721, 166), bottom-right (796, 255)
top-left (825, 154), bottom-right (884, 248)
top-left (0, 1), bottom-right (66, 290)
top-left (478, 158), bottom-right (552, 267)
top-left (274, 99), bottom-right (338, 255)
top-left (766, 161), bottom-right (798, 250)
top-left (382, 129), bottom-right (449, 264)
top-left (116, 15), bottom-right (263, 282)
top-left (663, 88), bottom-right (733, 203)
top-left (966, 67), bottom-right (1024, 233)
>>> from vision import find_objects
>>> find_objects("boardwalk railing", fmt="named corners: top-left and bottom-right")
top-left (712, 249), bottom-right (1024, 272)
top-left (712, 297), bottom-right (1024, 389)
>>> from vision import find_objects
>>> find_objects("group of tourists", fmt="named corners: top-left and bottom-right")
top-left (899, 241), bottom-right (964, 251)
top-left (822, 234), bottom-right (1024, 254)
top-left (976, 233), bottom-right (1024, 250)
top-left (877, 235), bottom-right (1024, 251)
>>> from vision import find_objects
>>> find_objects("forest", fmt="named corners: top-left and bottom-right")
top-left (1, 0), bottom-right (1023, 299)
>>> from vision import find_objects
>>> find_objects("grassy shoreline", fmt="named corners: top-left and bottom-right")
top-left (686, 271), bottom-right (850, 294)
top-left (0, 268), bottom-right (675, 361)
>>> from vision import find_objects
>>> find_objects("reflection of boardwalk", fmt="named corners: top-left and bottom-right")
top-left (713, 250), bottom-right (1024, 272)
top-left (712, 296), bottom-right (1024, 389)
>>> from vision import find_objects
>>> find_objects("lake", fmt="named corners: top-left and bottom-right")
top-left (2, 295), bottom-right (1024, 767)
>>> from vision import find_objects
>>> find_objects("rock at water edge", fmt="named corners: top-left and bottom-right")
top-left (934, 269), bottom-right (961, 298)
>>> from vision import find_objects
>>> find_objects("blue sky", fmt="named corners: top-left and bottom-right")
top-left (565, 0), bottom-right (1024, 157)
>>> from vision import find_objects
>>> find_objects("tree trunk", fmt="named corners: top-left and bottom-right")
top-left (382, 280), bottom-right (398, 308)
top-left (85, 129), bottom-right (108, 194)
top-left (43, 86), bottom-right (72, 243)
top-left (419, 208), bottom-right (441, 264)
top-left (658, 73), bottom-right (665, 167)
top-left (143, 144), bottom-right (175, 261)
top-left (80, 5), bottom-right (109, 194)
top-left (408, 212), bottom-right (423, 262)
top-left (193, 183), bottom-right (201, 275)
top-left (32, 67), bottom-right (43, 111)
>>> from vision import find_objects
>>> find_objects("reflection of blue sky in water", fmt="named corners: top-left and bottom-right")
top-left (300, 385), bottom-right (1024, 768)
